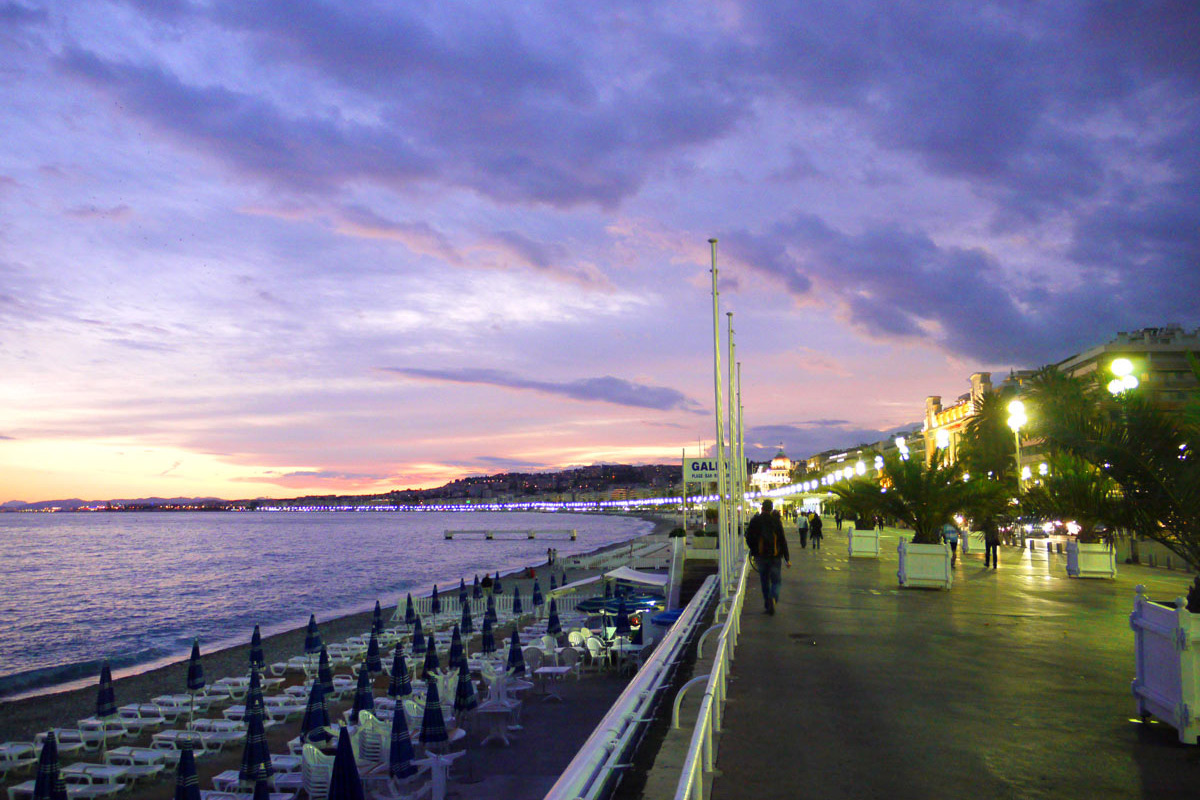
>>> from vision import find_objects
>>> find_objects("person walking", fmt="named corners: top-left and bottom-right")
top-left (982, 518), bottom-right (1000, 569)
top-left (941, 520), bottom-right (961, 565)
top-left (745, 499), bottom-right (790, 615)
top-left (834, 510), bottom-right (843, 531)
top-left (797, 512), bottom-right (809, 549)
top-left (809, 512), bottom-right (823, 550)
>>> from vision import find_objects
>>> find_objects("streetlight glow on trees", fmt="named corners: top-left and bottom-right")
top-left (1108, 358), bottom-right (1139, 396)
top-left (1007, 399), bottom-right (1027, 488)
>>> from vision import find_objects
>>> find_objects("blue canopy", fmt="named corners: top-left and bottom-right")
top-left (186, 639), bottom-right (205, 693)
top-left (387, 650), bottom-right (411, 699)
top-left (531, 581), bottom-right (544, 608)
top-left (448, 626), bottom-right (465, 672)
top-left (404, 594), bottom-right (416, 626)
top-left (472, 574), bottom-right (483, 599)
top-left (422, 635), bottom-right (440, 679)
top-left (492, 572), bottom-right (503, 594)
top-left (317, 647), bottom-right (334, 698)
top-left (546, 598), bottom-right (562, 636)
top-left (349, 664), bottom-right (374, 724)
top-left (430, 585), bottom-right (441, 615)
top-left (238, 684), bottom-right (272, 789)
top-left (549, 574), bottom-right (557, 592)
top-left (300, 680), bottom-right (331, 745)
top-left (245, 668), bottom-right (265, 719)
top-left (372, 601), bottom-right (384, 636)
top-left (511, 585), bottom-right (523, 616)
top-left (95, 661), bottom-right (116, 720)
top-left (172, 745), bottom-right (199, 800)
top-left (484, 594), bottom-right (497, 626)
top-left (453, 661), bottom-right (478, 715)
top-left (458, 578), bottom-right (468, 607)
top-left (506, 631), bottom-right (524, 676)
top-left (387, 707), bottom-right (418, 780)
top-left (304, 615), bottom-right (323, 654)
top-left (327, 727), bottom-right (365, 800)
top-left (481, 617), bottom-right (495, 655)
top-left (249, 625), bottom-right (265, 673)
top-left (419, 679), bottom-right (448, 747)
top-left (410, 622), bottom-right (426, 657)
top-left (32, 731), bottom-right (66, 800)
top-left (365, 631), bottom-right (382, 674)
top-left (460, 602), bottom-right (474, 636)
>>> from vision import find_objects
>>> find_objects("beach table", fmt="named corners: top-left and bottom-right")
top-left (474, 700), bottom-right (518, 746)
top-left (532, 666), bottom-right (572, 702)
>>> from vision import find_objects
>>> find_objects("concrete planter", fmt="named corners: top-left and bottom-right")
top-left (1066, 540), bottom-right (1117, 579)
top-left (1130, 585), bottom-right (1200, 743)
top-left (897, 540), bottom-right (952, 590)
top-left (848, 528), bottom-right (880, 558)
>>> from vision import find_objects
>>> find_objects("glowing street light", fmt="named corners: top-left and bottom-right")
top-left (1007, 399), bottom-right (1028, 489)
top-left (935, 429), bottom-right (950, 450)
top-left (1108, 357), bottom-right (1139, 396)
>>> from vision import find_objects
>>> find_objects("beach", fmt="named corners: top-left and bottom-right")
top-left (0, 514), bottom-right (675, 745)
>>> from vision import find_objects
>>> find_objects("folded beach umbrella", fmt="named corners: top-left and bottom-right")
top-left (317, 646), bottom-right (334, 697)
top-left (365, 631), bottom-right (382, 674)
top-left (327, 727), bottom-right (365, 800)
top-left (173, 744), bottom-right (200, 800)
top-left (305, 614), bottom-right (323, 654)
top-left (246, 667), bottom-right (266, 719)
top-left (350, 664), bottom-right (374, 724)
top-left (614, 596), bottom-right (631, 638)
top-left (480, 617), bottom-right (495, 655)
top-left (252, 778), bottom-right (270, 800)
top-left (604, 581), bottom-right (613, 598)
top-left (422, 635), bottom-right (440, 679)
top-left (531, 580), bottom-right (544, 609)
top-left (460, 602), bottom-right (474, 636)
top-left (410, 621), bottom-right (426, 657)
top-left (238, 698), bottom-right (273, 789)
top-left (547, 598), bottom-right (562, 636)
top-left (387, 650), bottom-right (411, 699)
top-left (511, 585), bottom-right (523, 616)
top-left (447, 626), bottom-right (464, 672)
top-left (300, 679), bottom-right (331, 744)
top-left (472, 574), bottom-right (482, 599)
top-left (95, 660), bottom-right (116, 755)
top-left (186, 639), bottom-right (205, 724)
top-left (484, 594), bottom-right (497, 626)
top-left (430, 585), bottom-right (441, 616)
top-left (387, 706), bottom-right (418, 780)
top-left (249, 625), bottom-right (265, 673)
top-left (32, 731), bottom-right (66, 800)
top-left (458, 578), bottom-right (468, 607)
top-left (492, 572), bottom-right (503, 594)
top-left (418, 679), bottom-right (448, 748)
top-left (453, 661), bottom-right (478, 716)
top-left (549, 574), bottom-right (557, 592)
top-left (506, 630), bottom-right (524, 676)
top-left (404, 594), bottom-right (416, 626)
top-left (372, 600), bottom-right (384, 637)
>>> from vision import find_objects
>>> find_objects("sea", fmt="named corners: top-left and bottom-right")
top-left (0, 510), bottom-right (654, 700)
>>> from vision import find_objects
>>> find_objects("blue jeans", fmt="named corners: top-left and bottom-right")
top-left (757, 556), bottom-right (782, 607)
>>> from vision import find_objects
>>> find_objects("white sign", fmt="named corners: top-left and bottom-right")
top-left (683, 458), bottom-right (730, 483)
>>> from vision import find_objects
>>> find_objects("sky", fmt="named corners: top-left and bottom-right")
top-left (2, 1), bottom-right (1198, 503)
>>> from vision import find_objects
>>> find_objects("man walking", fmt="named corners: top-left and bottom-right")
top-left (797, 511), bottom-right (809, 549)
top-left (809, 512), bottom-right (823, 549)
top-left (982, 518), bottom-right (1000, 569)
top-left (745, 499), bottom-right (790, 615)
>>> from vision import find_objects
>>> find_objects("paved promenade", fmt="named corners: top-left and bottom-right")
top-left (709, 526), bottom-right (1200, 800)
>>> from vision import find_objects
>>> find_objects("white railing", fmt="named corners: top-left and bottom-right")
top-left (672, 558), bottom-right (749, 800)
top-left (543, 574), bottom-right (721, 800)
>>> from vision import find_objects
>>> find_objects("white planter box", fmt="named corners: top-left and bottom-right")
top-left (897, 540), bottom-right (952, 590)
top-left (848, 528), bottom-right (880, 558)
top-left (1066, 541), bottom-right (1117, 579)
top-left (1130, 585), bottom-right (1200, 743)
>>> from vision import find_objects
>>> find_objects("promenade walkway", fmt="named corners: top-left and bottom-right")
top-left (708, 525), bottom-right (1200, 800)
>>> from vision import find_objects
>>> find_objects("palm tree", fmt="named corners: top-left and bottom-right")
top-left (1018, 453), bottom-right (1124, 543)
top-left (832, 453), bottom-right (974, 544)
top-left (958, 388), bottom-right (1019, 485)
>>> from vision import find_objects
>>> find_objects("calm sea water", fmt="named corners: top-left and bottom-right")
top-left (0, 510), bottom-right (652, 699)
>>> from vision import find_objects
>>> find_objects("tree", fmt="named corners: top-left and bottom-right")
top-left (1018, 453), bottom-right (1124, 543)
top-left (831, 453), bottom-right (974, 544)
top-left (958, 388), bottom-right (1020, 485)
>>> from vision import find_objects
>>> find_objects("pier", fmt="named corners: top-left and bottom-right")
top-left (444, 528), bottom-right (578, 540)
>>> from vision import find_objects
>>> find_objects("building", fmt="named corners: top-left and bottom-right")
top-left (749, 446), bottom-right (794, 492)
top-left (922, 372), bottom-right (993, 464)
top-left (1055, 325), bottom-right (1199, 408)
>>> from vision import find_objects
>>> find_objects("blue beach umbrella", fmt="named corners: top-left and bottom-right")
top-left (387, 708), bottom-right (418, 780)
top-left (373, 601), bottom-right (384, 637)
top-left (96, 660), bottom-right (116, 719)
top-left (614, 596), bottom-right (631, 638)
top-left (506, 631), bottom-right (524, 676)
top-left (511, 585), bottom-right (523, 616)
top-left (404, 594), bottom-right (416, 627)
top-left (387, 650), bottom-right (411, 699)
top-left (547, 598), bottom-right (562, 636)
top-left (186, 639), bottom-right (204, 724)
top-left (328, 727), bottom-right (365, 800)
top-left (472, 574), bottom-right (482, 599)
top-left (410, 621), bottom-right (426, 657)
top-left (246, 668), bottom-right (265, 719)
top-left (350, 664), bottom-right (374, 724)
top-left (317, 646), bottom-right (334, 698)
top-left (249, 625), bottom-right (265, 674)
top-left (460, 602), bottom-right (474, 636)
top-left (430, 585), bottom-right (441, 616)
top-left (453, 661), bottom-right (478, 716)
top-left (173, 744), bottom-right (200, 800)
top-left (480, 617), bottom-right (495, 655)
top-left (447, 626), bottom-right (464, 672)
top-left (32, 731), bottom-right (66, 800)
top-left (365, 631), bottom-right (382, 674)
top-left (305, 614), bottom-right (323, 654)
top-left (300, 680), bottom-right (331, 745)
top-left (604, 581), bottom-right (613, 599)
top-left (252, 778), bottom-right (270, 800)
top-left (458, 578), bottom-right (468, 607)
top-left (418, 679), bottom-right (448, 748)
top-left (484, 594), bottom-right (497, 626)
top-left (492, 572), bottom-right (502, 594)
top-left (238, 695), bottom-right (273, 789)
top-left (549, 574), bottom-right (557, 592)
top-left (422, 635), bottom-right (439, 679)
top-left (531, 580), bottom-right (544, 609)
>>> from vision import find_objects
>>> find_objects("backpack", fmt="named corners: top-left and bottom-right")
top-left (758, 513), bottom-right (782, 558)
top-left (745, 513), bottom-right (764, 554)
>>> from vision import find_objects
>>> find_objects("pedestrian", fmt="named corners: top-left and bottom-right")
top-left (797, 512), bottom-right (809, 549)
top-left (745, 499), bottom-right (790, 615)
top-left (547, 547), bottom-right (554, 565)
top-left (982, 518), bottom-right (1000, 569)
top-left (834, 510), bottom-right (843, 531)
top-left (941, 520), bottom-right (961, 565)
top-left (809, 512), bottom-right (823, 549)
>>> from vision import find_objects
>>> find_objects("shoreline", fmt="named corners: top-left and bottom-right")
top-left (0, 512), bottom-right (675, 743)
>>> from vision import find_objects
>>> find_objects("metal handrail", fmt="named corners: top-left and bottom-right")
top-left (672, 559), bottom-right (750, 800)
top-left (543, 575), bottom-right (720, 800)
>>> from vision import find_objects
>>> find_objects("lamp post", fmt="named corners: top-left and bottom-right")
top-left (1006, 400), bottom-right (1027, 490)
top-left (1107, 357), bottom-right (1139, 397)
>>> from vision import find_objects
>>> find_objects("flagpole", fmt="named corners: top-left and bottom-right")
top-left (708, 238), bottom-right (730, 600)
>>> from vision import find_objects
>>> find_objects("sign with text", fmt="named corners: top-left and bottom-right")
top-left (683, 457), bottom-right (730, 483)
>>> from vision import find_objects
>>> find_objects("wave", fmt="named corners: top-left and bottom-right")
top-left (0, 647), bottom-right (174, 700)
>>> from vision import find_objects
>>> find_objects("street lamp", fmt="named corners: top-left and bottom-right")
top-left (1007, 399), bottom-right (1027, 488)
top-left (1108, 357), bottom-right (1139, 396)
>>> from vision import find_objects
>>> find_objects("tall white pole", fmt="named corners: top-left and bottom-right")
top-left (709, 239), bottom-right (730, 599)
top-left (736, 361), bottom-right (745, 562)
top-left (727, 312), bottom-right (737, 592)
